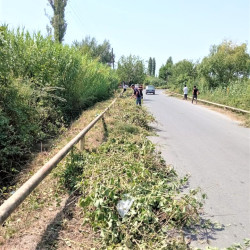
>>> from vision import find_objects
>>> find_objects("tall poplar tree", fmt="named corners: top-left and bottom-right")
top-left (148, 57), bottom-right (152, 76)
top-left (152, 58), bottom-right (156, 76)
top-left (48, 0), bottom-right (68, 43)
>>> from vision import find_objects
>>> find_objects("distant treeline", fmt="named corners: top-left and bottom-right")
top-left (158, 41), bottom-right (250, 110)
top-left (0, 26), bottom-right (118, 184)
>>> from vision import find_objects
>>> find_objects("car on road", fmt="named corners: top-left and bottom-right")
top-left (146, 85), bottom-right (155, 95)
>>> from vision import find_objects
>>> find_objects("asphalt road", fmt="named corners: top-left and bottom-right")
top-left (143, 90), bottom-right (250, 248)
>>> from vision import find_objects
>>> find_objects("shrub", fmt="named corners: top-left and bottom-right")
top-left (144, 76), bottom-right (166, 87)
top-left (0, 26), bottom-right (118, 184)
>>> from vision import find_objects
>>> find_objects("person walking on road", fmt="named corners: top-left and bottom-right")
top-left (183, 85), bottom-right (188, 100)
top-left (192, 85), bottom-right (199, 104)
top-left (131, 84), bottom-right (142, 106)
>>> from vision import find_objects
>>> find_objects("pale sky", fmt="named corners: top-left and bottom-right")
top-left (0, 0), bottom-right (249, 74)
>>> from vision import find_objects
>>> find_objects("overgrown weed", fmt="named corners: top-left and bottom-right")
top-left (0, 26), bottom-right (119, 186)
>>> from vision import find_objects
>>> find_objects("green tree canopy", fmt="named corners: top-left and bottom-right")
top-left (159, 56), bottom-right (173, 81)
top-left (169, 59), bottom-right (197, 88)
top-left (117, 55), bottom-right (146, 85)
top-left (198, 41), bottom-right (250, 88)
top-left (145, 76), bottom-right (166, 87)
top-left (48, 0), bottom-right (68, 43)
top-left (73, 36), bottom-right (114, 65)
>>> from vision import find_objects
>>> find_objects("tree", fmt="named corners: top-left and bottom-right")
top-left (148, 57), bottom-right (152, 76)
top-left (159, 56), bottom-right (173, 81)
top-left (152, 58), bottom-right (156, 76)
top-left (73, 36), bottom-right (114, 65)
top-left (48, 0), bottom-right (68, 43)
top-left (198, 41), bottom-right (250, 88)
top-left (169, 59), bottom-right (197, 88)
top-left (117, 55), bottom-right (146, 85)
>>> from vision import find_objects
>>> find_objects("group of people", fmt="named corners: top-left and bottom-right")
top-left (122, 81), bottom-right (199, 106)
top-left (121, 81), bottom-right (143, 106)
top-left (183, 85), bottom-right (199, 104)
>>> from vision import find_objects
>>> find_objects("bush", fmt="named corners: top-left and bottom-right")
top-left (144, 76), bottom-right (166, 87)
top-left (0, 26), bottom-right (119, 184)
top-left (199, 79), bottom-right (250, 110)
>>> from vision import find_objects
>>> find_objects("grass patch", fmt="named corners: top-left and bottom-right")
top-left (117, 123), bottom-right (139, 134)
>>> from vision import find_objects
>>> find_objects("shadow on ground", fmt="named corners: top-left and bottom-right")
top-left (35, 195), bottom-right (78, 250)
top-left (184, 218), bottom-right (225, 246)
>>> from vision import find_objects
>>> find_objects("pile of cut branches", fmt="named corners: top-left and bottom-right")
top-left (60, 97), bottom-right (205, 248)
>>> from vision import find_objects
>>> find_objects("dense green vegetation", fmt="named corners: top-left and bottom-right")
top-left (73, 36), bottom-right (114, 66)
top-left (144, 75), bottom-right (166, 88)
top-left (159, 41), bottom-right (250, 110)
top-left (0, 26), bottom-right (118, 185)
top-left (117, 55), bottom-right (146, 85)
top-left (60, 96), bottom-right (206, 248)
top-left (159, 56), bottom-right (173, 82)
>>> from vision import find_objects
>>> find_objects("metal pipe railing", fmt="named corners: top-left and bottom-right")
top-left (167, 91), bottom-right (250, 114)
top-left (0, 97), bottom-right (117, 225)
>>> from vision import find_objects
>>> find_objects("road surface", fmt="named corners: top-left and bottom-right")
top-left (143, 90), bottom-right (250, 248)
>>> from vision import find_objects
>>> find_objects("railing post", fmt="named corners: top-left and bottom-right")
top-left (106, 107), bottom-right (110, 115)
top-left (78, 137), bottom-right (85, 151)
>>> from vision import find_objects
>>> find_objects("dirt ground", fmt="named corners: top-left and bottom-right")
top-left (1, 195), bottom-right (100, 249)
top-left (0, 99), bottom-right (115, 250)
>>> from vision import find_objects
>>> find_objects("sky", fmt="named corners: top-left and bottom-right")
top-left (0, 0), bottom-right (249, 74)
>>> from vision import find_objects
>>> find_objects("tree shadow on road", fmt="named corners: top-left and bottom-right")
top-left (183, 216), bottom-right (225, 247)
top-left (176, 179), bottom-right (226, 246)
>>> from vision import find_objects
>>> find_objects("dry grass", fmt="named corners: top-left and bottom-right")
top-left (0, 95), bottom-right (120, 249)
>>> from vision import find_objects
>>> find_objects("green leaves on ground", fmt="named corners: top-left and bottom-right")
top-left (60, 98), bottom-right (205, 248)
